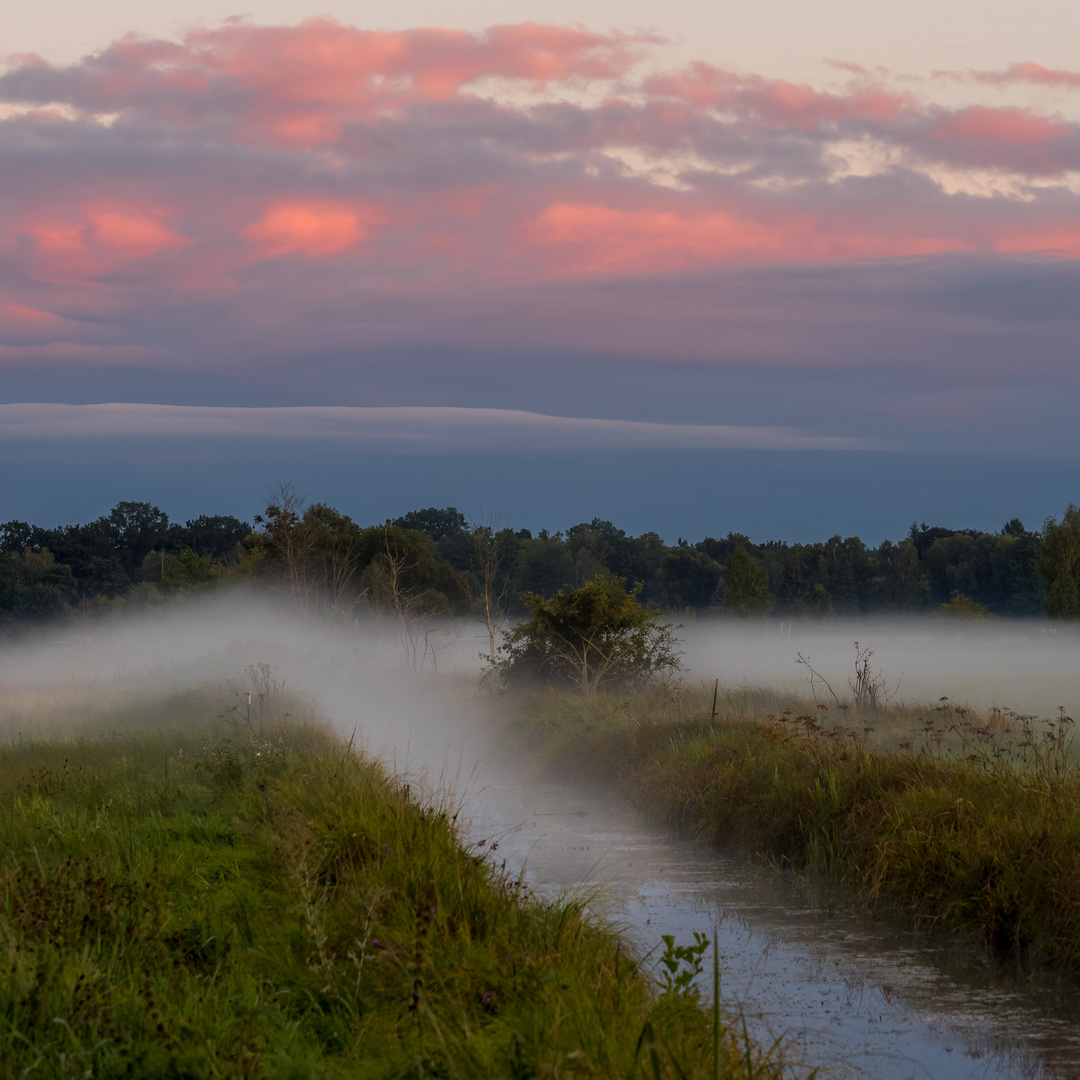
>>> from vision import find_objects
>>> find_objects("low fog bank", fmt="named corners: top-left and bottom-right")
top-left (679, 617), bottom-right (1080, 718)
top-left (3, 601), bottom-right (1078, 766)
top-left (0, 592), bottom-right (494, 797)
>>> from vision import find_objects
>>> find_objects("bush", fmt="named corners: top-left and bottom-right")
top-left (490, 574), bottom-right (681, 694)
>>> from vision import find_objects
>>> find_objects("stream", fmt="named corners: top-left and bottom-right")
top-left (454, 765), bottom-right (1080, 1080)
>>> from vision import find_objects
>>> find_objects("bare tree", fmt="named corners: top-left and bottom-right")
top-left (468, 512), bottom-right (512, 659)
top-left (254, 482), bottom-right (317, 606)
top-left (366, 527), bottom-right (453, 670)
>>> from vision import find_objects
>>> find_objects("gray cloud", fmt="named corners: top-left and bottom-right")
top-left (0, 402), bottom-right (881, 451)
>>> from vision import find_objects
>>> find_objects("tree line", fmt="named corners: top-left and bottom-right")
top-left (3, 487), bottom-right (1080, 634)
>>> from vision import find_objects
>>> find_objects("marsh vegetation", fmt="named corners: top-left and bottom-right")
top-left (0, 681), bottom-right (803, 1080)
top-left (500, 681), bottom-right (1080, 972)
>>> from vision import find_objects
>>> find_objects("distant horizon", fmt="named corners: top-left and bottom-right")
top-left (2, 446), bottom-right (1069, 548)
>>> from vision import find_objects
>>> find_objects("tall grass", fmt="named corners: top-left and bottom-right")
top-left (499, 684), bottom-right (1080, 971)
top-left (0, 687), bottom-right (800, 1079)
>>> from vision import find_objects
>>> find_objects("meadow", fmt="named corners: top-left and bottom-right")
top-left (497, 680), bottom-right (1080, 971)
top-left (0, 679), bottom-right (800, 1080)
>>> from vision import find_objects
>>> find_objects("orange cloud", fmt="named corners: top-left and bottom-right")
top-left (25, 206), bottom-right (186, 259)
top-left (29, 223), bottom-right (87, 255)
top-left (928, 106), bottom-right (1069, 146)
top-left (524, 203), bottom-right (969, 273)
top-left (243, 200), bottom-right (384, 257)
top-left (87, 209), bottom-right (185, 252)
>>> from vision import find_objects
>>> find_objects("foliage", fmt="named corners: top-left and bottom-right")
top-left (0, 547), bottom-right (78, 626)
top-left (1, 495), bottom-right (1074, 631)
top-left (1038, 504), bottom-right (1080, 618)
top-left (656, 933), bottom-right (710, 997)
top-left (491, 575), bottom-right (682, 694)
top-left (792, 583), bottom-right (834, 619)
top-left (937, 589), bottom-right (994, 619)
top-left (719, 546), bottom-right (774, 617)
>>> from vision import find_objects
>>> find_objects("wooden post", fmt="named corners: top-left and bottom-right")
top-left (711, 678), bottom-right (719, 722)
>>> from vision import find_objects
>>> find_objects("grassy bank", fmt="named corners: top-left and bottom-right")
top-left (0, 686), bottom-right (798, 1080)
top-left (499, 684), bottom-right (1080, 971)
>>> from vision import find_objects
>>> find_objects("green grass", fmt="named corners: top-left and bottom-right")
top-left (497, 684), bottom-right (1080, 971)
top-left (0, 689), bottom-right (799, 1080)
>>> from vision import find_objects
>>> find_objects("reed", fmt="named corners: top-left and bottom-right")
top-left (500, 683), bottom-right (1080, 970)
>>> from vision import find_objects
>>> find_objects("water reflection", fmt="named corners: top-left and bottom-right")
top-left (462, 774), bottom-right (1079, 1080)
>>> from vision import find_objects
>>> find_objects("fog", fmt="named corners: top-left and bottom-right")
top-left (3, 598), bottom-right (1079, 761)
top-left (4, 599), bottom-right (1080, 1077)
top-left (0, 593), bottom-right (488, 787)
top-left (679, 617), bottom-right (1080, 719)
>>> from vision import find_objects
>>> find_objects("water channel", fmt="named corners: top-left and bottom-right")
top-left (457, 765), bottom-right (1080, 1080)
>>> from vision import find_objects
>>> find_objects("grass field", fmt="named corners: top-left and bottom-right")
top-left (0, 680), bottom-right (801, 1080)
top-left (497, 682), bottom-right (1080, 971)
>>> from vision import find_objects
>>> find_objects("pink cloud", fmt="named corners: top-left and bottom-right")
top-left (1, 19), bottom-right (1080, 372)
top-left (18, 205), bottom-right (189, 282)
top-left (964, 62), bottom-right (1080, 89)
top-left (243, 200), bottom-right (385, 258)
top-left (1, 20), bottom-right (648, 150)
top-left (643, 62), bottom-right (910, 127)
top-left (927, 106), bottom-right (1069, 146)
top-left (992, 226), bottom-right (1080, 257)
top-left (523, 202), bottom-right (969, 273)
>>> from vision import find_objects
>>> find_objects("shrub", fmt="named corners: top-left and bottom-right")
top-left (489, 574), bottom-right (681, 694)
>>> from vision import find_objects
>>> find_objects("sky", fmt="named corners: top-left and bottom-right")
top-left (2, 1), bottom-right (1080, 542)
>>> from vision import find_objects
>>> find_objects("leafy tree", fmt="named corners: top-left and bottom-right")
top-left (1038, 505), bottom-right (1080, 618)
top-left (387, 507), bottom-right (466, 542)
top-left (105, 501), bottom-right (171, 574)
top-left (697, 533), bottom-right (755, 566)
top-left (793, 583), bottom-right (834, 619)
top-left (171, 515), bottom-right (250, 562)
top-left (987, 524), bottom-right (1043, 615)
top-left (0, 521), bottom-right (47, 554)
top-left (0, 548), bottom-right (78, 626)
top-left (491, 575), bottom-right (680, 694)
top-left (719, 546), bottom-right (774, 617)
top-left (868, 539), bottom-right (927, 612)
top-left (911, 524), bottom-right (982, 559)
top-left (162, 549), bottom-right (221, 590)
top-left (512, 532), bottom-right (576, 601)
top-left (817, 535), bottom-right (870, 614)
top-left (654, 547), bottom-right (722, 612)
top-left (937, 590), bottom-right (994, 619)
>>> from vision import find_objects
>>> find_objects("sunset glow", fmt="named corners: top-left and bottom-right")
top-left (2, 10), bottom-right (1080, 535)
